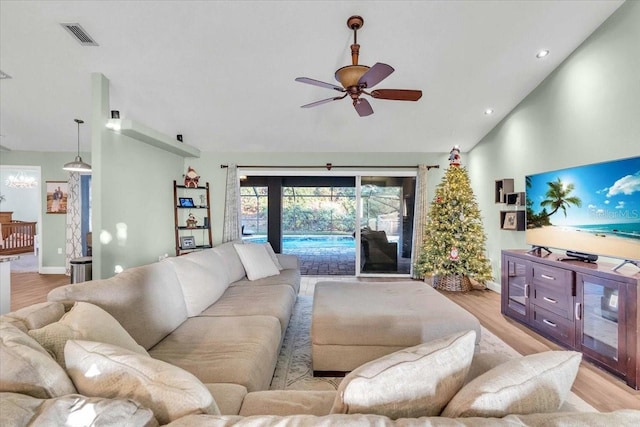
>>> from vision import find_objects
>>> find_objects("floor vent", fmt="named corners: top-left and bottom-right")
top-left (60, 23), bottom-right (99, 46)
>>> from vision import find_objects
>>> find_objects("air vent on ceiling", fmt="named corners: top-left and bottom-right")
top-left (61, 23), bottom-right (99, 46)
top-left (0, 70), bottom-right (12, 79)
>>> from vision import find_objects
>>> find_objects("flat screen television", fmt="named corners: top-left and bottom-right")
top-left (525, 156), bottom-right (640, 268)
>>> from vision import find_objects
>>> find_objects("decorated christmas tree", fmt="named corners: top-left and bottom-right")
top-left (414, 146), bottom-right (492, 291)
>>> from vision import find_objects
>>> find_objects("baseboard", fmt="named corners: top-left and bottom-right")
top-left (39, 267), bottom-right (67, 275)
top-left (485, 280), bottom-right (500, 293)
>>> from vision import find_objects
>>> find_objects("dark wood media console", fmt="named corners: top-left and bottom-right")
top-left (501, 249), bottom-right (640, 389)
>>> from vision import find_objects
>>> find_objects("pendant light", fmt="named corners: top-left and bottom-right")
top-left (63, 119), bottom-right (92, 172)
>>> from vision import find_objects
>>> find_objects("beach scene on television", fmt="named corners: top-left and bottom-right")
top-left (526, 156), bottom-right (640, 261)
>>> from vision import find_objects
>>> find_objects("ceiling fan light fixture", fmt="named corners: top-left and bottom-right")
top-left (63, 119), bottom-right (92, 172)
top-left (335, 65), bottom-right (370, 88)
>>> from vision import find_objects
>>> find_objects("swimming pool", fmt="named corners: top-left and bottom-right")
top-left (243, 235), bottom-right (355, 249)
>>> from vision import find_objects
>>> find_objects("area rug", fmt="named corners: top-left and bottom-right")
top-left (270, 295), bottom-right (595, 411)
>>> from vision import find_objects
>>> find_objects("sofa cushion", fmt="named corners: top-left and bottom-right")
top-left (0, 322), bottom-right (76, 398)
top-left (149, 315), bottom-right (281, 392)
top-left (28, 302), bottom-right (148, 368)
top-left (441, 351), bottom-right (582, 417)
top-left (0, 392), bottom-right (158, 427)
top-left (205, 383), bottom-right (248, 416)
top-left (65, 340), bottom-right (219, 425)
top-left (47, 261), bottom-right (188, 350)
top-left (234, 243), bottom-right (280, 280)
top-left (1, 301), bottom-right (65, 331)
top-left (240, 390), bottom-right (336, 417)
top-left (212, 240), bottom-right (246, 283)
top-left (199, 284), bottom-right (295, 335)
top-left (330, 330), bottom-right (476, 419)
top-left (182, 248), bottom-right (232, 285)
top-left (230, 268), bottom-right (301, 295)
top-left (163, 255), bottom-right (230, 317)
top-left (262, 242), bottom-right (284, 270)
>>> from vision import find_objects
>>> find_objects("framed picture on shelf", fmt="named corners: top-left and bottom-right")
top-left (180, 235), bottom-right (196, 249)
top-left (46, 181), bottom-right (68, 214)
top-left (502, 212), bottom-right (518, 230)
top-left (178, 197), bottom-right (195, 207)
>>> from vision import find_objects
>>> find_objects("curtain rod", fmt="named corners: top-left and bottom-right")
top-left (220, 163), bottom-right (439, 170)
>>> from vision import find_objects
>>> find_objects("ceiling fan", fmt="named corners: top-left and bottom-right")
top-left (295, 15), bottom-right (422, 117)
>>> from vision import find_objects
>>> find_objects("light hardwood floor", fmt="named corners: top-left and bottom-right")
top-left (9, 273), bottom-right (640, 411)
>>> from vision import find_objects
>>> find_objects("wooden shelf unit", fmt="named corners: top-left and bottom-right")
top-left (173, 180), bottom-right (212, 256)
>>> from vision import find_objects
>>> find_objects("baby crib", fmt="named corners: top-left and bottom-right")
top-left (0, 220), bottom-right (37, 255)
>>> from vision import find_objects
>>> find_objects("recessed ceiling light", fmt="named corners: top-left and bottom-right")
top-left (536, 50), bottom-right (550, 58)
top-left (484, 108), bottom-right (494, 115)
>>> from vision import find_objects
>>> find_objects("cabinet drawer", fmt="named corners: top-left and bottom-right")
top-left (533, 280), bottom-right (573, 319)
top-left (532, 306), bottom-right (575, 347)
top-left (531, 264), bottom-right (574, 291)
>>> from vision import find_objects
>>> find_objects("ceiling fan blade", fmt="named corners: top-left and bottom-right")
top-left (371, 89), bottom-right (423, 101)
top-left (353, 98), bottom-right (374, 117)
top-left (295, 77), bottom-right (344, 92)
top-left (357, 63), bottom-right (394, 88)
top-left (301, 94), bottom-right (347, 108)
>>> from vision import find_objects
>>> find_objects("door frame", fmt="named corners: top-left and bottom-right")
top-left (239, 168), bottom-right (417, 277)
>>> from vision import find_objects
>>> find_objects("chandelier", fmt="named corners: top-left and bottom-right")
top-left (5, 170), bottom-right (38, 188)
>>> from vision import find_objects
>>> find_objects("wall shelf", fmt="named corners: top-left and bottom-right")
top-left (494, 179), bottom-right (514, 203)
top-left (107, 119), bottom-right (200, 158)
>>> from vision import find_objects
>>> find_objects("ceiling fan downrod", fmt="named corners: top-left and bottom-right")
top-left (347, 15), bottom-right (363, 66)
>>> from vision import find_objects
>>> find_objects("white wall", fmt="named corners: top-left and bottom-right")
top-left (468, 0), bottom-right (640, 289)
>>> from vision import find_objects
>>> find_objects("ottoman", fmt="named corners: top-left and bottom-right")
top-left (311, 281), bottom-right (481, 373)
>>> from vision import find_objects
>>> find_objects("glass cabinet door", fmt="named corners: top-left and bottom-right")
top-left (576, 273), bottom-right (626, 374)
top-left (501, 256), bottom-right (529, 323)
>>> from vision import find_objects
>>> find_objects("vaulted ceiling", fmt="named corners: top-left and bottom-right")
top-left (0, 1), bottom-right (623, 154)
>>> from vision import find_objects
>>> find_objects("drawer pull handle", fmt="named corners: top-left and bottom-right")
top-left (575, 303), bottom-right (582, 320)
top-left (543, 297), bottom-right (557, 304)
top-left (543, 319), bottom-right (557, 328)
top-left (524, 284), bottom-right (529, 298)
top-left (541, 274), bottom-right (556, 281)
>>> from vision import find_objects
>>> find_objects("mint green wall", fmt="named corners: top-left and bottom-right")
top-left (91, 74), bottom-right (184, 279)
top-left (0, 151), bottom-right (89, 270)
top-left (468, 0), bottom-right (640, 288)
top-left (186, 152), bottom-right (449, 246)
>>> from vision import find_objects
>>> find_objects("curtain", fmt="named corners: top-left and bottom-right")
top-left (65, 172), bottom-right (82, 275)
top-left (222, 164), bottom-right (241, 242)
top-left (411, 164), bottom-right (429, 278)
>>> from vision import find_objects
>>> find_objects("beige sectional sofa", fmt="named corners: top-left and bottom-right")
top-left (1, 240), bottom-right (639, 426)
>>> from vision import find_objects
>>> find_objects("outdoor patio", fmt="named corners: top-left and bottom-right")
top-left (284, 246), bottom-right (356, 276)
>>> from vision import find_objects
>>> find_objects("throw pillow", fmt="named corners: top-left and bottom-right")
top-left (0, 321), bottom-right (76, 398)
top-left (233, 243), bottom-right (280, 280)
top-left (441, 350), bottom-right (582, 417)
top-left (330, 330), bottom-right (476, 419)
top-left (262, 242), bottom-right (284, 270)
top-left (28, 302), bottom-right (148, 368)
top-left (65, 340), bottom-right (220, 424)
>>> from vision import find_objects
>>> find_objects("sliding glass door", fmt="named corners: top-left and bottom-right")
top-left (357, 175), bottom-right (416, 276)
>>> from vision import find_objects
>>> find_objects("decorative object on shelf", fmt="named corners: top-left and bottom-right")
top-left (184, 167), bottom-right (200, 188)
top-left (178, 197), bottom-right (195, 208)
top-left (502, 212), bottom-right (518, 230)
top-left (414, 147), bottom-right (492, 291)
top-left (63, 119), bottom-right (92, 172)
top-left (45, 181), bottom-right (68, 214)
top-left (185, 213), bottom-right (198, 228)
top-left (179, 235), bottom-right (196, 249)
